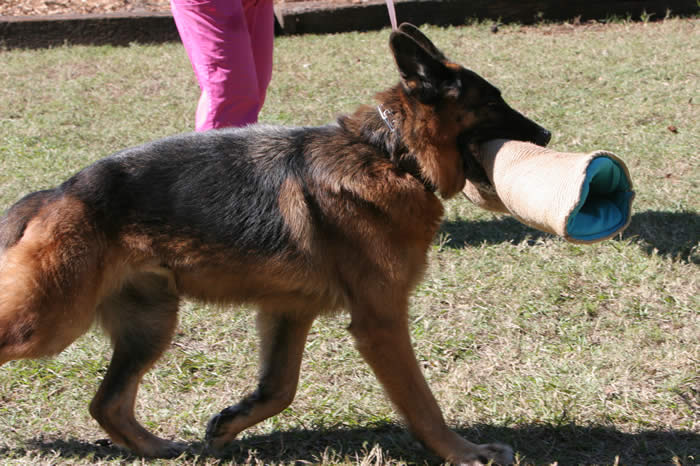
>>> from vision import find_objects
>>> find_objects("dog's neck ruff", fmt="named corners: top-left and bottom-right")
top-left (375, 104), bottom-right (436, 194)
top-left (377, 105), bottom-right (396, 133)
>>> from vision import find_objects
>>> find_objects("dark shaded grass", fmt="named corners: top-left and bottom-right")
top-left (441, 209), bottom-right (700, 264)
top-left (3, 423), bottom-right (697, 465)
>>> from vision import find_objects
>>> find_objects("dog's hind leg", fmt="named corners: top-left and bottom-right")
top-left (205, 309), bottom-right (316, 452)
top-left (90, 270), bottom-right (184, 458)
top-left (348, 294), bottom-right (514, 466)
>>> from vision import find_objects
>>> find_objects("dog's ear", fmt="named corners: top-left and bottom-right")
top-left (390, 31), bottom-right (458, 103)
top-left (397, 23), bottom-right (447, 61)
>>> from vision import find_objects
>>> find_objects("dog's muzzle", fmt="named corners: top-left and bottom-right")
top-left (536, 128), bottom-right (552, 147)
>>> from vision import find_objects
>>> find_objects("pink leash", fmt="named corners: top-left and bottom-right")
top-left (385, 0), bottom-right (398, 30)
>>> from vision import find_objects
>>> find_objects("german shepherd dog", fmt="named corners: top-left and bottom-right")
top-left (0, 24), bottom-right (550, 464)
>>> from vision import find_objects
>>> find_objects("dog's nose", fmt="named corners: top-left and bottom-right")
top-left (537, 129), bottom-right (552, 146)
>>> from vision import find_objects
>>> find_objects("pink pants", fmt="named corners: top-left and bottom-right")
top-left (171, 0), bottom-right (274, 131)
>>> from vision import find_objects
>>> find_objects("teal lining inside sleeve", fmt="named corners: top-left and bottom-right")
top-left (565, 156), bottom-right (634, 241)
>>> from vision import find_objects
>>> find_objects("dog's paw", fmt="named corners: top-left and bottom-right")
top-left (473, 443), bottom-right (514, 465)
top-left (155, 440), bottom-right (188, 459)
top-left (122, 437), bottom-right (187, 458)
top-left (205, 404), bottom-right (248, 453)
top-left (95, 434), bottom-right (186, 458)
top-left (453, 442), bottom-right (514, 465)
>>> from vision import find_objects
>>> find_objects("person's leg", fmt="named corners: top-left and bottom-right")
top-left (243, 0), bottom-right (274, 114)
top-left (170, 0), bottom-right (261, 130)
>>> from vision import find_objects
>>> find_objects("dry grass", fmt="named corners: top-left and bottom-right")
top-left (0, 18), bottom-right (698, 465)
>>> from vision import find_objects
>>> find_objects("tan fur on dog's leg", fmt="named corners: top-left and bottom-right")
top-left (90, 271), bottom-right (184, 458)
top-left (206, 310), bottom-right (316, 451)
top-left (349, 298), bottom-right (513, 465)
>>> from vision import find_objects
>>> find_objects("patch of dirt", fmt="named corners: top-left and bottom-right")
top-left (0, 0), bottom-right (370, 17)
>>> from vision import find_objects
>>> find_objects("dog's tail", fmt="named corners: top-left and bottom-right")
top-left (0, 189), bottom-right (56, 253)
top-left (0, 190), bottom-right (103, 366)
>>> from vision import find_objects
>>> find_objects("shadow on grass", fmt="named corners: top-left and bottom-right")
top-left (440, 216), bottom-right (550, 248)
top-left (622, 210), bottom-right (699, 264)
top-left (441, 209), bottom-right (699, 263)
top-left (6, 422), bottom-right (698, 464)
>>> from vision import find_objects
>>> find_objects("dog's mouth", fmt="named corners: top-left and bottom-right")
top-left (461, 140), bottom-right (491, 187)
top-left (458, 133), bottom-right (495, 189)
top-left (458, 127), bottom-right (552, 188)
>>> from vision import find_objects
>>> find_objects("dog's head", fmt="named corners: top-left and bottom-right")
top-left (385, 24), bottom-right (551, 198)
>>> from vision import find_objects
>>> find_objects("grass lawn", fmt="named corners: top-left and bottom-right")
top-left (0, 18), bottom-right (698, 465)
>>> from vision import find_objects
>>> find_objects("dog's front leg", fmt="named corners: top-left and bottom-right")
top-left (91, 272), bottom-right (184, 458)
top-left (348, 300), bottom-right (513, 466)
top-left (206, 310), bottom-right (316, 453)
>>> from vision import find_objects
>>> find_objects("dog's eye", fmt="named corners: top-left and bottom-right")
top-left (487, 101), bottom-right (500, 107)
